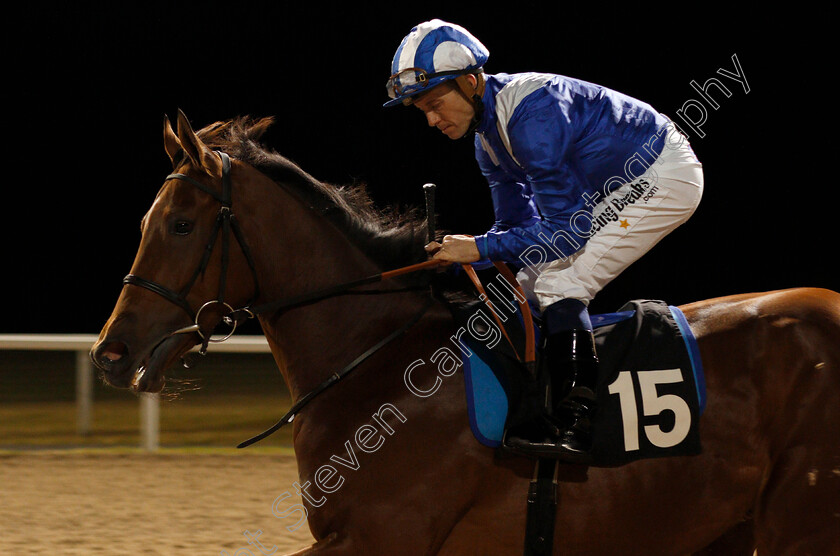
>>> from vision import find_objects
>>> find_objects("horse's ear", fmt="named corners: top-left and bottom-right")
top-left (175, 109), bottom-right (221, 177)
top-left (163, 114), bottom-right (182, 168)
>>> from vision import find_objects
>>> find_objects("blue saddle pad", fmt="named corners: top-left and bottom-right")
top-left (462, 303), bottom-right (706, 462)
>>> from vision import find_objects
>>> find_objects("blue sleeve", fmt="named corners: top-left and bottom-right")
top-left (472, 134), bottom-right (541, 262)
top-left (476, 138), bottom-right (541, 232)
top-left (474, 94), bottom-right (588, 264)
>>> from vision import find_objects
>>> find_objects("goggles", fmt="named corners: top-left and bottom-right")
top-left (386, 67), bottom-right (478, 101)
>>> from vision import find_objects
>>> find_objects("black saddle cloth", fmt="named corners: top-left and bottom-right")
top-left (449, 293), bottom-right (705, 467)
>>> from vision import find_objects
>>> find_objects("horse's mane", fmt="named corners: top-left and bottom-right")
top-left (195, 116), bottom-right (429, 271)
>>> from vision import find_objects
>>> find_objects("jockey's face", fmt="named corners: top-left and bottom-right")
top-left (413, 80), bottom-right (476, 140)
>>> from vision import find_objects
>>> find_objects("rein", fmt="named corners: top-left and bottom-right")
top-left (227, 259), bottom-right (444, 322)
top-left (237, 295), bottom-right (435, 448)
top-left (237, 260), bottom-right (536, 448)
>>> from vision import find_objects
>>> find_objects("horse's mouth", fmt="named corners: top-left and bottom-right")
top-left (97, 332), bottom-right (196, 394)
top-left (131, 333), bottom-right (198, 393)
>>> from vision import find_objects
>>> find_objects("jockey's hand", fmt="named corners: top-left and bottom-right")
top-left (427, 234), bottom-right (481, 263)
top-left (424, 241), bottom-right (442, 256)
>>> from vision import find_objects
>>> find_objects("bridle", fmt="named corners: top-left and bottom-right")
top-left (125, 151), bottom-right (442, 352)
top-left (121, 150), bottom-right (443, 446)
top-left (123, 152), bottom-right (261, 353)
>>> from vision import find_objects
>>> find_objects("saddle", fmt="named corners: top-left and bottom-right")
top-left (449, 263), bottom-right (705, 467)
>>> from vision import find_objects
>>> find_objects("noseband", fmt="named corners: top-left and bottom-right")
top-left (123, 152), bottom-right (260, 352)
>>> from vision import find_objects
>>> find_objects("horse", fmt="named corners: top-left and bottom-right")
top-left (90, 111), bottom-right (840, 555)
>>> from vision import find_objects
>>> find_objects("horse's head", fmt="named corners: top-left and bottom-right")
top-left (92, 109), bottom-right (431, 395)
top-left (91, 110), bottom-right (260, 393)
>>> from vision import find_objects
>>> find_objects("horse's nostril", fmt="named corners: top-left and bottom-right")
top-left (99, 341), bottom-right (128, 364)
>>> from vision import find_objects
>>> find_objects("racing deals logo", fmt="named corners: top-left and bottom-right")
top-left (588, 178), bottom-right (659, 236)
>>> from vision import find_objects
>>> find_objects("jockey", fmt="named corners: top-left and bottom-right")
top-left (384, 19), bottom-right (704, 462)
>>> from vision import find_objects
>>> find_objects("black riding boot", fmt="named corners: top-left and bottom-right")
top-left (502, 299), bottom-right (599, 462)
top-left (546, 327), bottom-right (599, 462)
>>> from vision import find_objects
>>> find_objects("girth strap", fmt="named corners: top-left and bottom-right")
top-left (524, 459), bottom-right (559, 556)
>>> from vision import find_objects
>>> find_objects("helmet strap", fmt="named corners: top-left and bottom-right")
top-left (454, 73), bottom-right (485, 138)
top-left (453, 72), bottom-right (485, 104)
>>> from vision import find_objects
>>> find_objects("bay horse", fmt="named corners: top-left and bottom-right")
top-left (91, 111), bottom-right (840, 555)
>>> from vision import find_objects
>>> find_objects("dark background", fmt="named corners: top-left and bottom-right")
top-left (4, 3), bottom-right (830, 334)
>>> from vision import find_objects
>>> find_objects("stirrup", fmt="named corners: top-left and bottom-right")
top-left (502, 433), bottom-right (594, 462)
top-left (501, 416), bottom-right (593, 462)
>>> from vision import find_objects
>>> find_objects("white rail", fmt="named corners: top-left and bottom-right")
top-left (0, 334), bottom-right (271, 450)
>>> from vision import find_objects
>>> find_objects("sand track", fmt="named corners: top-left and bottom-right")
top-left (0, 452), bottom-right (315, 555)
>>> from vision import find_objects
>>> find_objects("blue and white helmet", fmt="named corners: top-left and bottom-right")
top-left (384, 19), bottom-right (489, 107)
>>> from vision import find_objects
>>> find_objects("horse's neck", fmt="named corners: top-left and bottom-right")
top-left (241, 171), bottom-right (432, 401)
top-left (259, 287), bottom-right (428, 401)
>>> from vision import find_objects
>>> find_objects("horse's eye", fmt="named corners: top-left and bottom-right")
top-left (172, 220), bottom-right (194, 235)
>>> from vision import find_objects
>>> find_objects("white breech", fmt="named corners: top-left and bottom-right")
top-left (517, 123), bottom-right (704, 310)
